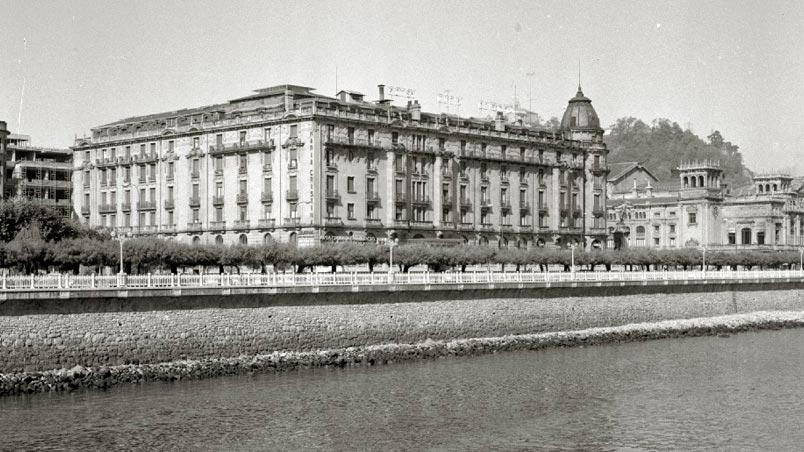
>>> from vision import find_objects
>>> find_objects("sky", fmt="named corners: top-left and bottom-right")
top-left (2, 0), bottom-right (803, 174)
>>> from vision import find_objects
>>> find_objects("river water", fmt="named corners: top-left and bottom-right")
top-left (2, 328), bottom-right (804, 451)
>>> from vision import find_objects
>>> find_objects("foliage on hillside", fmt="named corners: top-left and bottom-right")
top-left (605, 118), bottom-right (752, 188)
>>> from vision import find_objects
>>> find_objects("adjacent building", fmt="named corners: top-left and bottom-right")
top-left (73, 83), bottom-right (609, 248)
top-left (0, 121), bottom-right (73, 218)
top-left (607, 160), bottom-right (804, 250)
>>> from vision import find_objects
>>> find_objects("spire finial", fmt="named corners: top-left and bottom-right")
top-left (576, 59), bottom-right (583, 96)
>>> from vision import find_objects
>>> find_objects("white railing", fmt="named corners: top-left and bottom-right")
top-left (1, 270), bottom-right (803, 292)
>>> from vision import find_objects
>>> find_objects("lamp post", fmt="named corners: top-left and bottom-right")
top-left (111, 229), bottom-right (129, 275)
top-left (388, 238), bottom-right (398, 282)
top-left (702, 245), bottom-right (707, 277)
top-left (799, 248), bottom-right (803, 277)
top-left (570, 243), bottom-right (576, 277)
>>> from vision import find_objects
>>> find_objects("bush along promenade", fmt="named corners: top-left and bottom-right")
top-left (1, 199), bottom-right (804, 276)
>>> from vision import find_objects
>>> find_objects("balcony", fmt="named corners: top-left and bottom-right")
top-left (480, 199), bottom-right (493, 210)
top-left (133, 153), bottom-right (158, 164)
top-left (442, 198), bottom-right (453, 208)
top-left (324, 217), bottom-right (343, 226)
top-left (460, 199), bottom-right (472, 210)
top-left (395, 192), bottom-right (408, 204)
top-left (326, 161), bottom-right (338, 172)
top-left (214, 169), bottom-right (224, 177)
top-left (186, 222), bottom-right (203, 232)
top-left (283, 217), bottom-right (301, 227)
top-left (147, 175), bottom-right (156, 183)
top-left (164, 199), bottom-right (175, 210)
top-left (288, 161), bottom-right (298, 171)
top-left (459, 222), bottom-right (474, 230)
top-left (189, 196), bottom-right (201, 207)
top-left (411, 220), bottom-right (434, 228)
top-left (258, 218), bottom-right (276, 229)
top-left (593, 207), bottom-right (605, 216)
top-left (208, 139), bottom-right (276, 156)
top-left (364, 218), bottom-right (383, 228)
top-left (286, 190), bottom-right (298, 200)
top-left (261, 191), bottom-right (273, 204)
top-left (99, 204), bottom-right (116, 213)
top-left (393, 219), bottom-right (410, 228)
top-left (500, 224), bottom-right (514, 231)
top-left (166, 172), bottom-right (175, 182)
top-left (137, 201), bottom-right (156, 211)
top-left (500, 200), bottom-right (512, 211)
top-left (161, 224), bottom-right (177, 234)
top-left (191, 170), bottom-right (200, 179)
top-left (325, 136), bottom-right (384, 150)
top-left (236, 193), bottom-right (248, 204)
top-left (121, 202), bottom-right (131, 212)
top-left (81, 206), bottom-right (90, 215)
top-left (479, 223), bottom-right (494, 231)
top-left (500, 175), bottom-right (510, 185)
top-left (519, 178), bottom-right (528, 186)
top-left (262, 163), bottom-right (272, 173)
top-left (325, 189), bottom-right (340, 201)
top-left (440, 221), bottom-right (455, 229)
top-left (233, 220), bottom-right (250, 230)
top-left (118, 155), bottom-right (133, 166)
top-left (212, 196), bottom-right (224, 206)
top-left (137, 225), bottom-right (158, 234)
top-left (480, 173), bottom-right (489, 182)
top-left (538, 205), bottom-right (549, 213)
top-left (411, 196), bottom-right (431, 206)
top-left (209, 221), bottom-right (226, 231)
top-left (366, 192), bottom-right (381, 204)
top-left (519, 202), bottom-right (531, 212)
top-left (518, 224), bottom-right (533, 231)
top-left (238, 166), bottom-right (248, 175)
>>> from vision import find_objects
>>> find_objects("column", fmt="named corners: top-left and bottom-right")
top-left (433, 153), bottom-right (442, 228)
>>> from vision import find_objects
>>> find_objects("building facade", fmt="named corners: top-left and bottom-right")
top-left (0, 122), bottom-right (73, 218)
top-left (607, 161), bottom-right (804, 250)
top-left (73, 83), bottom-right (608, 248)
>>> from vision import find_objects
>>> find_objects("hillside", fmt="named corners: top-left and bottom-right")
top-left (604, 117), bottom-right (752, 188)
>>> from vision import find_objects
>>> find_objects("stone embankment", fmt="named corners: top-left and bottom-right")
top-left (2, 311), bottom-right (802, 396)
top-left (3, 284), bottom-right (804, 395)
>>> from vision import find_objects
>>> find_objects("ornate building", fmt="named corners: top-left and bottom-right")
top-left (0, 122), bottom-right (73, 218)
top-left (607, 161), bottom-right (804, 250)
top-left (73, 83), bottom-right (608, 248)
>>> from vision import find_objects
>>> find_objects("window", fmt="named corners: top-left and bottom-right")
top-left (215, 207), bottom-right (223, 221)
top-left (688, 213), bottom-right (697, 224)
top-left (167, 162), bottom-right (174, 179)
top-left (216, 134), bottom-right (223, 146)
top-left (669, 224), bottom-right (676, 233)
top-left (215, 182), bottom-right (223, 197)
top-left (239, 234), bottom-right (248, 245)
top-left (654, 237), bottom-right (660, 246)
top-left (392, 132), bottom-right (399, 144)
top-left (347, 203), bottom-right (355, 219)
top-left (239, 131), bottom-right (247, 145)
top-left (654, 225), bottom-right (660, 234)
top-left (367, 130), bottom-right (375, 145)
top-left (347, 177), bottom-right (355, 193)
top-left (239, 180), bottom-right (247, 196)
top-left (289, 149), bottom-right (297, 169)
top-left (326, 203), bottom-right (335, 217)
top-left (193, 137), bottom-right (199, 149)
top-left (264, 128), bottom-right (272, 141)
top-left (125, 213), bottom-right (131, 226)
top-left (239, 154), bottom-right (248, 171)
top-left (239, 205), bottom-right (247, 221)
top-left (728, 232), bottom-right (736, 245)
top-left (167, 186), bottom-right (174, 202)
top-left (347, 127), bottom-right (355, 144)
top-left (215, 156), bottom-right (223, 172)
top-left (289, 125), bottom-right (298, 138)
top-left (192, 209), bottom-right (199, 223)
top-left (168, 140), bottom-right (174, 153)
top-left (149, 187), bottom-right (155, 201)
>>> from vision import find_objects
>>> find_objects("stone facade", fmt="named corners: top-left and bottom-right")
top-left (72, 83), bottom-right (608, 249)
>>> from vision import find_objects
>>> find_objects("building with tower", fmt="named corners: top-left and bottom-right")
top-left (606, 160), bottom-right (804, 250)
top-left (72, 82), bottom-right (608, 248)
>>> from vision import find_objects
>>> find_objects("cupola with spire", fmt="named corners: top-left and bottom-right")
top-left (559, 85), bottom-right (602, 133)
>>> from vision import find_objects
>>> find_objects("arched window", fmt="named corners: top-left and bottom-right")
top-left (766, 184), bottom-right (770, 192)
top-left (691, 177), bottom-right (696, 188)
top-left (498, 236), bottom-right (508, 248)
top-left (288, 232), bottom-right (297, 245)
top-left (462, 235), bottom-right (469, 244)
top-left (683, 176), bottom-right (689, 188)
top-left (773, 184), bottom-right (778, 192)
top-left (536, 238), bottom-right (545, 247)
top-left (215, 235), bottom-right (224, 245)
top-left (636, 226), bottom-right (646, 235)
top-left (698, 175), bottom-right (704, 187)
top-left (478, 236), bottom-right (489, 246)
top-left (758, 185), bottom-right (764, 193)
top-left (263, 233), bottom-right (273, 244)
top-left (239, 234), bottom-right (248, 245)
top-left (192, 236), bottom-right (201, 244)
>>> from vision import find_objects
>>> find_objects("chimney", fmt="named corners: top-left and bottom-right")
top-left (284, 89), bottom-right (293, 112)
top-left (410, 100), bottom-right (421, 121)
top-left (494, 111), bottom-right (505, 132)
top-left (378, 84), bottom-right (385, 102)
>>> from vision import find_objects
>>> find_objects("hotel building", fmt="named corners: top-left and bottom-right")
top-left (72, 83), bottom-right (608, 248)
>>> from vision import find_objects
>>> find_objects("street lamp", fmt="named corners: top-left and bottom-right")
top-left (111, 229), bottom-right (130, 275)
top-left (570, 242), bottom-right (576, 277)
top-left (388, 238), bottom-right (398, 277)
top-left (799, 248), bottom-right (803, 277)
top-left (702, 245), bottom-right (707, 276)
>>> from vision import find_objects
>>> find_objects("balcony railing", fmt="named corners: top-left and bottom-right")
top-left (133, 153), bottom-right (158, 164)
top-left (393, 219), bottom-right (410, 228)
top-left (411, 196), bottom-right (431, 206)
top-left (186, 222), bottom-right (203, 232)
top-left (209, 221), bottom-right (226, 231)
top-left (479, 223), bottom-right (494, 231)
top-left (286, 190), bottom-right (298, 200)
top-left (233, 220), bottom-right (250, 230)
top-left (458, 222), bottom-right (474, 230)
top-left (164, 199), bottom-right (175, 210)
top-left (395, 193), bottom-right (408, 204)
top-left (189, 196), bottom-right (201, 207)
top-left (161, 225), bottom-right (177, 234)
top-left (261, 192), bottom-right (273, 204)
top-left (364, 218), bottom-right (383, 228)
top-left (237, 193), bottom-right (248, 204)
top-left (258, 219), bottom-right (275, 229)
top-left (366, 192), bottom-right (381, 203)
top-left (324, 217), bottom-right (343, 226)
top-left (208, 139), bottom-right (276, 155)
top-left (519, 202), bottom-right (530, 211)
top-left (500, 200), bottom-right (512, 211)
top-left (212, 196), bottom-right (224, 205)
top-left (480, 199), bottom-right (493, 209)
top-left (411, 220), bottom-right (434, 228)
top-left (121, 203), bottom-right (131, 212)
top-left (191, 170), bottom-right (200, 179)
top-left (460, 199), bottom-right (472, 210)
top-left (325, 189), bottom-right (340, 201)
top-left (137, 201), bottom-right (156, 211)
top-left (99, 204), bottom-right (116, 213)
top-left (238, 166), bottom-right (248, 175)
top-left (283, 217), bottom-right (301, 227)
top-left (81, 206), bottom-right (90, 215)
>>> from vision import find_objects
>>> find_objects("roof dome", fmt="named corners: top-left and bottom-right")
top-left (559, 86), bottom-right (602, 132)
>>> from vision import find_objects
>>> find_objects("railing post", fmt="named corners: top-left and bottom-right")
top-left (91, 273), bottom-right (95, 289)
top-left (177, 273), bottom-right (181, 288)
top-left (147, 273), bottom-right (151, 287)
top-left (57, 274), bottom-right (62, 289)
top-left (2, 273), bottom-right (7, 290)
top-left (31, 274), bottom-right (35, 290)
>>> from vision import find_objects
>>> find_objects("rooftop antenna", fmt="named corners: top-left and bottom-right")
top-left (335, 65), bottom-right (338, 94)
top-left (578, 59), bottom-right (582, 91)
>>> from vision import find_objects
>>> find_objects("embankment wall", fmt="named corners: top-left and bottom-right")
top-left (2, 283), bottom-right (804, 374)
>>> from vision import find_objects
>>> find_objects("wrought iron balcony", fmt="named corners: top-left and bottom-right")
top-left (99, 204), bottom-right (116, 213)
top-left (411, 220), bottom-right (434, 228)
top-left (261, 191), bottom-right (273, 204)
top-left (164, 199), bottom-right (175, 210)
top-left (212, 196), bottom-right (224, 205)
top-left (233, 220), bottom-right (250, 230)
top-left (137, 201), bottom-right (156, 211)
top-left (366, 192), bottom-right (381, 203)
top-left (395, 192), bottom-right (408, 204)
top-left (325, 189), bottom-right (340, 201)
top-left (286, 190), bottom-right (298, 200)
top-left (189, 197), bottom-right (201, 207)
top-left (519, 202), bottom-right (531, 212)
top-left (236, 193), bottom-right (248, 204)
top-left (480, 199), bottom-right (493, 210)
top-left (479, 223), bottom-right (494, 231)
top-left (500, 200), bottom-right (512, 211)
top-left (191, 170), bottom-right (200, 179)
top-left (161, 224), bottom-right (177, 234)
top-left (137, 225), bottom-right (158, 234)
top-left (500, 224), bottom-right (514, 231)
top-left (460, 198), bottom-right (472, 210)
top-left (208, 139), bottom-right (276, 155)
top-left (81, 206), bottom-right (90, 215)
top-left (411, 196), bottom-right (431, 206)
top-left (393, 219), bottom-right (410, 228)
top-left (121, 202), bottom-right (131, 212)
top-left (458, 222), bottom-right (474, 230)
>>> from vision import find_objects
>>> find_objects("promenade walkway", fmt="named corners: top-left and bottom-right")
top-left (1, 269), bottom-right (802, 292)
